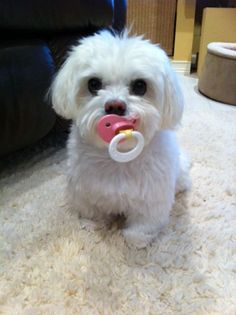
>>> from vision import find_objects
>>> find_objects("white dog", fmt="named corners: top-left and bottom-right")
top-left (51, 30), bottom-right (190, 248)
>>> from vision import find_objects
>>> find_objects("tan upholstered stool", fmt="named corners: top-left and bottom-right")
top-left (198, 42), bottom-right (236, 106)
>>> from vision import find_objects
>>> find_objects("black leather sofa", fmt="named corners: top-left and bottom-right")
top-left (0, 0), bottom-right (126, 157)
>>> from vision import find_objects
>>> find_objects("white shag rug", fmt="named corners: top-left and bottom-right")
top-left (0, 76), bottom-right (236, 315)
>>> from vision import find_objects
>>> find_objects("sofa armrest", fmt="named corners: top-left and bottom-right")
top-left (0, 43), bottom-right (56, 156)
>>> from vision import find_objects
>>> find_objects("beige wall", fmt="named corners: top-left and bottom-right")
top-left (198, 8), bottom-right (236, 75)
top-left (173, 0), bottom-right (196, 61)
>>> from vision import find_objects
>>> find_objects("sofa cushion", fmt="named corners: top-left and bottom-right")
top-left (0, 43), bottom-right (56, 155)
top-left (0, 0), bottom-right (114, 33)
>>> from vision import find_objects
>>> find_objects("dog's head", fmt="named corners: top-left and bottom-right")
top-left (51, 30), bottom-right (183, 147)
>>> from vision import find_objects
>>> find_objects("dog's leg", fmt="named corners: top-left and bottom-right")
top-left (123, 205), bottom-right (170, 248)
top-left (175, 151), bottom-right (191, 195)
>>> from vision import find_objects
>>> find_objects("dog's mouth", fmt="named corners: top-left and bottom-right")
top-left (96, 114), bottom-right (140, 143)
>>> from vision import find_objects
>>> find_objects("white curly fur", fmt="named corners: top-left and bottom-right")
top-left (51, 30), bottom-right (190, 248)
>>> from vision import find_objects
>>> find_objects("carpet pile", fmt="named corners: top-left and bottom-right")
top-left (0, 76), bottom-right (235, 314)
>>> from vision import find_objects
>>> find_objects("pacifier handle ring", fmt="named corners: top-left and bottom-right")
top-left (108, 131), bottom-right (144, 163)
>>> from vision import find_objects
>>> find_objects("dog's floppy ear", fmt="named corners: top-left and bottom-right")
top-left (161, 60), bottom-right (184, 129)
top-left (51, 53), bottom-right (78, 120)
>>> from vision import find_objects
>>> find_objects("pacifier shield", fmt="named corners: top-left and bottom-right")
top-left (96, 114), bottom-right (139, 143)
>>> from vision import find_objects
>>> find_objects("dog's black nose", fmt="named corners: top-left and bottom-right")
top-left (104, 100), bottom-right (127, 116)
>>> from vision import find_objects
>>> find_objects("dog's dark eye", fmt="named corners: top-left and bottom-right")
top-left (88, 78), bottom-right (102, 95)
top-left (131, 79), bottom-right (147, 96)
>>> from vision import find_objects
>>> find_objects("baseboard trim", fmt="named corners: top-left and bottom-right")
top-left (170, 60), bottom-right (191, 75)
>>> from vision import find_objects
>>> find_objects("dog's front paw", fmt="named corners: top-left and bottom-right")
top-left (123, 228), bottom-right (155, 249)
top-left (79, 218), bottom-right (105, 232)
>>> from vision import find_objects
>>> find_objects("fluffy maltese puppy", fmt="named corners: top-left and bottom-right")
top-left (51, 30), bottom-right (190, 248)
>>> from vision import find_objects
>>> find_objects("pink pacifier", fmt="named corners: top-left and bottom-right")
top-left (97, 114), bottom-right (144, 163)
